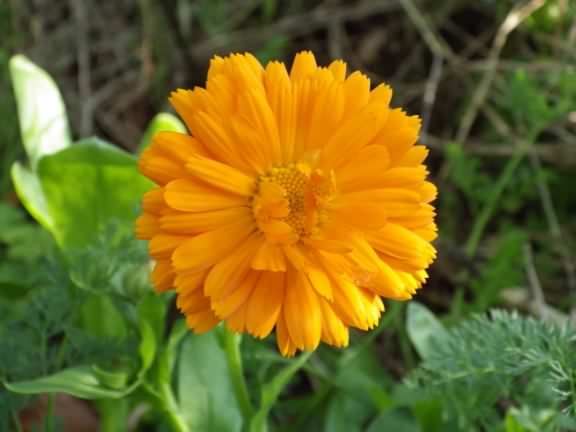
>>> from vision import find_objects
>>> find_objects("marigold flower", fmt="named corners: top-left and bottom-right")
top-left (136, 51), bottom-right (437, 356)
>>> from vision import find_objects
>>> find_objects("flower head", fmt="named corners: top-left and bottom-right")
top-left (136, 52), bottom-right (437, 356)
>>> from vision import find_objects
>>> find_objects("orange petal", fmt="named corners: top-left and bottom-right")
top-left (290, 51), bottom-right (317, 81)
top-left (164, 179), bottom-right (247, 212)
top-left (284, 270), bottom-right (322, 351)
top-left (246, 271), bottom-right (285, 338)
top-left (172, 217), bottom-right (255, 272)
top-left (151, 259), bottom-right (175, 292)
top-left (161, 207), bottom-right (250, 235)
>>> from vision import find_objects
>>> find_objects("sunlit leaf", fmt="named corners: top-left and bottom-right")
top-left (37, 137), bottom-right (152, 247)
top-left (10, 162), bottom-right (53, 232)
top-left (9, 54), bottom-right (71, 166)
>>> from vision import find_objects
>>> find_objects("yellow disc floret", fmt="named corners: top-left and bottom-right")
top-left (253, 162), bottom-right (334, 244)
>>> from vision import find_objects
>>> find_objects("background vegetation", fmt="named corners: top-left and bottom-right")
top-left (1, 0), bottom-right (575, 431)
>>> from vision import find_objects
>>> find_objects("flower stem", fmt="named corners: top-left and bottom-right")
top-left (465, 150), bottom-right (524, 257)
top-left (223, 328), bottom-right (254, 423)
top-left (97, 399), bottom-right (128, 432)
top-left (159, 384), bottom-right (190, 432)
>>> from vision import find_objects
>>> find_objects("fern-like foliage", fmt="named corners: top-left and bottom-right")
top-left (409, 310), bottom-right (576, 431)
top-left (0, 220), bottom-right (150, 430)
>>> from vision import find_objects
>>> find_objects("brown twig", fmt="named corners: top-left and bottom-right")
top-left (455, 0), bottom-right (546, 146)
top-left (528, 151), bottom-right (576, 296)
top-left (523, 242), bottom-right (548, 320)
top-left (192, 0), bottom-right (400, 58)
top-left (397, 0), bottom-right (457, 63)
top-left (500, 288), bottom-right (570, 325)
top-left (424, 134), bottom-right (576, 166)
top-left (157, 0), bottom-right (197, 74)
top-left (326, 0), bottom-right (344, 59)
top-left (420, 55), bottom-right (443, 143)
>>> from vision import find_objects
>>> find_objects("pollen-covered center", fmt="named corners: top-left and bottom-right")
top-left (252, 163), bottom-right (332, 244)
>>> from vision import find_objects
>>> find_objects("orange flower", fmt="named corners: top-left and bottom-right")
top-left (136, 52), bottom-right (437, 356)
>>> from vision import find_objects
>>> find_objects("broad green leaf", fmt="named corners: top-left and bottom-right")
top-left (11, 162), bottom-right (53, 231)
top-left (412, 399), bottom-right (443, 432)
top-left (5, 366), bottom-right (130, 399)
top-left (9, 55), bottom-right (71, 166)
top-left (37, 137), bottom-right (152, 247)
top-left (250, 352), bottom-right (312, 432)
top-left (406, 302), bottom-right (448, 359)
top-left (324, 393), bottom-right (373, 432)
top-left (366, 408), bottom-right (420, 432)
top-left (178, 330), bottom-right (242, 432)
top-left (138, 112), bottom-right (186, 153)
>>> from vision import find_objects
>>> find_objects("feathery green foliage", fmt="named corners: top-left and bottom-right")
top-left (409, 310), bottom-right (576, 431)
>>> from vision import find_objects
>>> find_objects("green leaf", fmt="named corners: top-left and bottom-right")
top-left (11, 162), bottom-right (54, 231)
top-left (37, 137), bottom-right (152, 247)
top-left (178, 329), bottom-right (242, 432)
top-left (138, 112), bottom-right (186, 153)
top-left (138, 319), bottom-right (157, 373)
top-left (80, 295), bottom-right (128, 341)
top-left (505, 411), bottom-right (527, 432)
top-left (324, 393), bottom-right (373, 432)
top-left (406, 302), bottom-right (448, 359)
top-left (251, 352), bottom-right (312, 432)
top-left (412, 399), bottom-right (443, 432)
top-left (5, 366), bottom-right (130, 399)
top-left (367, 408), bottom-right (420, 432)
top-left (9, 55), bottom-right (71, 166)
top-left (91, 366), bottom-right (130, 390)
top-left (138, 292), bottom-right (168, 352)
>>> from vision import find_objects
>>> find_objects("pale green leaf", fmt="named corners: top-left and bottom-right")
top-left (10, 161), bottom-right (53, 231)
top-left (5, 366), bottom-right (129, 399)
top-left (178, 330), bottom-right (242, 432)
top-left (37, 137), bottom-right (152, 247)
top-left (9, 54), bottom-right (71, 166)
top-left (406, 302), bottom-right (448, 359)
top-left (138, 112), bottom-right (186, 153)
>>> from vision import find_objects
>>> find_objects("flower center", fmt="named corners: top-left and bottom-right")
top-left (252, 163), bottom-right (335, 244)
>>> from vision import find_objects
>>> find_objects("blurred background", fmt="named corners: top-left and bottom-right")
top-left (1, 0), bottom-right (576, 431)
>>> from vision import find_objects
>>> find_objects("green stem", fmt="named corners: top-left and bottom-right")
top-left (159, 384), bottom-right (190, 432)
top-left (154, 321), bottom-right (190, 432)
top-left (11, 406), bottom-right (23, 432)
top-left (465, 150), bottom-right (525, 257)
top-left (223, 328), bottom-right (254, 423)
top-left (44, 394), bottom-right (54, 432)
top-left (97, 399), bottom-right (129, 432)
